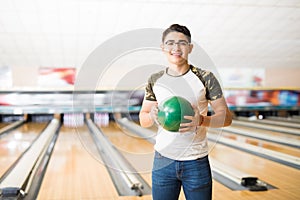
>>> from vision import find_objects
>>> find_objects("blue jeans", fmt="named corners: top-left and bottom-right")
top-left (152, 151), bottom-right (212, 200)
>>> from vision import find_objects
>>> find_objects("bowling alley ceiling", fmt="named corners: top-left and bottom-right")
top-left (0, 0), bottom-right (299, 70)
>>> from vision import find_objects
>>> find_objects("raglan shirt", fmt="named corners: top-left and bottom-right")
top-left (145, 65), bottom-right (223, 160)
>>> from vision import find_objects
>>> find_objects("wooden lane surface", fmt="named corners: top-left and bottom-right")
top-left (37, 125), bottom-right (119, 200)
top-left (229, 124), bottom-right (300, 141)
top-left (257, 119), bottom-right (300, 129)
top-left (100, 122), bottom-right (185, 200)
top-left (100, 122), bottom-right (154, 179)
top-left (214, 131), bottom-right (300, 157)
top-left (0, 123), bottom-right (9, 129)
top-left (209, 142), bottom-right (300, 200)
top-left (102, 122), bottom-right (300, 200)
top-left (100, 122), bottom-right (154, 199)
top-left (0, 122), bottom-right (47, 177)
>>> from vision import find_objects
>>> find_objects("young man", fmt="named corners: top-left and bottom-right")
top-left (139, 24), bottom-right (232, 200)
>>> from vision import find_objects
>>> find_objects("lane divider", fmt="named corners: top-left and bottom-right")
top-left (208, 133), bottom-right (300, 170)
top-left (0, 119), bottom-right (60, 198)
top-left (213, 127), bottom-right (300, 148)
top-left (0, 120), bottom-right (24, 137)
top-left (232, 120), bottom-right (300, 136)
top-left (116, 117), bottom-right (271, 191)
top-left (237, 117), bottom-right (300, 129)
top-left (86, 119), bottom-right (151, 197)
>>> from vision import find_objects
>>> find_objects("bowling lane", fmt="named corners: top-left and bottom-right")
top-left (100, 122), bottom-right (154, 184)
top-left (0, 123), bottom-right (9, 129)
top-left (0, 122), bottom-right (48, 177)
top-left (102, 122), bottom-right (300, 200)
top-left (267, 116), bottom-right (300, 124)
top-left (100, 122), bottom-right (185, 200)
top-left (209, 142), bottom-right (300, 200)
top-left (37, 125), bottom-right (119, 200)
top-left (210, 130), bottom-right (300, 157)
top-left (228, 124), bottom-right (300, 141)
top-left (255, 119), bottom-right (300, 129)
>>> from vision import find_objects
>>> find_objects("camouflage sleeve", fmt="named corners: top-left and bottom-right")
top-left (204, 71), bottom-right (223, 101)
top-left (145, 76), bottom-right (157, 101)
top-left (144, 70), bottom-right (164, 101)
top-left (191, 65), bottom-right (223, 101)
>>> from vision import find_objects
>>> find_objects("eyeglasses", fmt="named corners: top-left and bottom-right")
top-left (164, 40), bottom-right (190, 50)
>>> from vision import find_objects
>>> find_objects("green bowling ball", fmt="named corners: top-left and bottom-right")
top-left (157, 96), bottom-right (195, 132)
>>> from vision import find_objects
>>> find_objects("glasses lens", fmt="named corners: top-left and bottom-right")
top-left (164, 40), bottom-right (189, 50)
top-left (179, 41), bottom-right (189, 46)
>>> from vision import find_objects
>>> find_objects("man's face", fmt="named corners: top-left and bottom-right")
top-left (161, 32), bottom-right (193, 65)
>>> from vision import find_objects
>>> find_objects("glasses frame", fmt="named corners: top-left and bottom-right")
top-left (163, 40), bottom-right (190, 50)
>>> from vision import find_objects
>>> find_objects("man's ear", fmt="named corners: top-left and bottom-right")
top-left (188, 44), bottom-right (193, 54)
top-left (160, 44), bottom-right (164, 51)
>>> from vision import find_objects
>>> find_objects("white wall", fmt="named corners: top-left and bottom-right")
top-left (265, 67), bottom-right (300, 88)
top-left (9, 66), bottom-right (300, 90)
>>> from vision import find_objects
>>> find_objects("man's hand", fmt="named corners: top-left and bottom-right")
top-left (149, 103), bottom-right (159, 125)
top-left (179, 105), bottom-right (203, 133)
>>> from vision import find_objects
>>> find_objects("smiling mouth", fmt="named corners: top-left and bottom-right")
top-left (171, 52), bottom-right (182, 56)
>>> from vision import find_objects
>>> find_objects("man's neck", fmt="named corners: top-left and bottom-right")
top-left (167, 63), bottom-right (190, 76)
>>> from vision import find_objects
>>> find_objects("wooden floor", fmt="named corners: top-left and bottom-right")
top-left (101, 122), bottom-right (300, 200)
top-left (213, 130), bottom-right (300, 157)
top-left (0, 122), bottom-right (47, 177)
top-left (37, 125), bottom-right (119, 199)
top-left (209, 142), bottom-right (300, 200)
top-left (230, 124), bottom-right (300, 141)
top-left (0, 122), bottom-right (8, 129)
top-left (0, 121), bottom-right (299, 200)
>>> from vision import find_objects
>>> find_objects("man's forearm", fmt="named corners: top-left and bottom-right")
top-left (201, 110), bottom-right (232, 128)
top-left (139, 111), bottom-right (154, 128)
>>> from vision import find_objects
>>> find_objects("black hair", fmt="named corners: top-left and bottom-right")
top-left (162, 24), bottom-right (191, 43)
